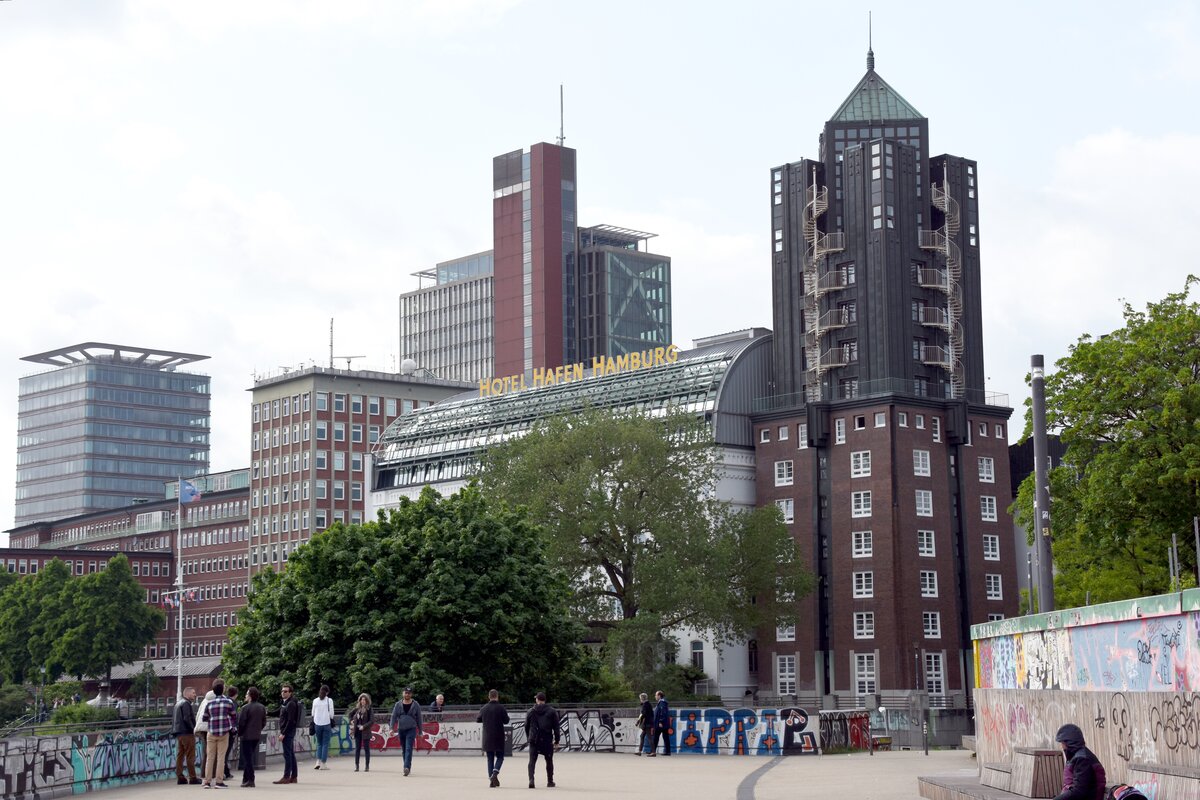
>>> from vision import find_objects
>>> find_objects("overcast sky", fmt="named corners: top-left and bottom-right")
top-left (2, 0), bottom-right (1197, 539)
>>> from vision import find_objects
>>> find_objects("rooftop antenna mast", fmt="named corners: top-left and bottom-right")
top-left (557, 84), bottom-right (565, 146)
top-left (867, 11), bottom-right (875, 70)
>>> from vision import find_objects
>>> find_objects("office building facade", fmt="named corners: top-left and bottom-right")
top-left (399, 251), bottom-right (495, 383)
top-left (492, 143), bottom-right (578, 377)
top-left (247, 366), bottom-right (469, 574)
top-left (16, 343), bottom-right (211, 527)
top-left (753, 51), bottom-right (1018, 704)
top-left (576, 225), bottom-right (672, 364)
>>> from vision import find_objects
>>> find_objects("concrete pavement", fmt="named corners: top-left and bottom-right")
top-left (110, 748), bottom-right (979, 799)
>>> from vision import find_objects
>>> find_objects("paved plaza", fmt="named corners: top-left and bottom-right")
top-left (109, 749), bottom-right (978, 800)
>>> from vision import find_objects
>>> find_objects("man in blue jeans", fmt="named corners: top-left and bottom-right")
top-left (389, 687), bottom-right (422, 777)
top-left (274, 684), bottom-right (301, 784)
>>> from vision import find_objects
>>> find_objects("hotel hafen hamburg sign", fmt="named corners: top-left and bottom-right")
top-left (479, 345), bottom-right (681, 397)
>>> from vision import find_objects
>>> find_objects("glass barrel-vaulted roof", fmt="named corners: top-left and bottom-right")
top-left (373, 336), bottom-right (765, 473)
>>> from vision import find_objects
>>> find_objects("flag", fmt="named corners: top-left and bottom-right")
top-left (180, 479), bottom-right (201, 504)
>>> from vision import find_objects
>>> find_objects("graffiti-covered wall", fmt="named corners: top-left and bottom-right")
top-left (330, 706), bottom-right (825, 757)
top-left (0, 706), bottom-right (835, 798)
top-left (972, 589), bottom-right (1200, 800)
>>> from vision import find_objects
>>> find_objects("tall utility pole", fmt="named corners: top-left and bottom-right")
top-left (1031, 355), bottom-right (1055, 612)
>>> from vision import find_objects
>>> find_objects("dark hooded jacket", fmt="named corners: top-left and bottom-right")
top-left (524, 702), bottom-right (560, 755)
top-left (1053, 724), bottom-right (1106, 800)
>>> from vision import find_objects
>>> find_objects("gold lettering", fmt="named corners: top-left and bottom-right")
top-left (479, 380), bottom-right (491, 397)
top-left (592, 357), bottom-right (607, 376)
top-left (629, 351), bottom-right (642, 370)
top-left (615, 354), bottom-right (630, 371)
top-left (653, 346), bottom-right (666, 366)
top-left (570, 363), bottom-right (584, 381)
top-left (531, 368), bottom-right (546, 388)
top-left (666, 344), bottom-right (679, 363)
top-left (491, 378), bottom-right (505, 395)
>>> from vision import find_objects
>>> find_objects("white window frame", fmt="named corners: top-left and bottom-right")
top-left (797, 423), bottom-right (808, 449)
top-left (925, 653), bottom-right (945, 694)
top-left (835, 418), bottom-right (846, 445)
top-left (760, 428), bottom-right (771, 444)
top-left (855, 653), bottom-right (877, 695)
top-left (852, 530), bottom-right (873, 558)
top-left (915, 414), bottom-right (926, 430)
top-left (915, 489), bottom-right (933, 517)
top-left (918, 530), bottom-right (935, 557)
top-left (920, 570), bottom-right (938, 598)
top-left (983, 534), bottom-right (1000, 561)
top-left (932, 417), bottom-right (942, 442)
top-left (981, 495), bottom-right (998, 522)
top-left (778, 425), bottom-right (789, 441)
top-left (777, 655), bottom-right (797, 695)
top-left (852, 491), bottom-right (872, 518)
top-left (986, 574), bottom-right (1003, 600)
top-left (851, 450), bottom-right (872, 478)
top-left (776, 624), bottom-right (796, 642)
top-left (776, 498), bottom-right (795, 524)
top-left (854, 612), bottom-right (875, 639)
top-left (913, 449), bottom-right (931, 477)
top-left (978, 456), bottom-right (995, 483)
top-left (923, 611), bottom-right (941, 638)
top-left (853, 571), bottom-right (874, 598)
top-left (775, 460), bottom-right (794, 487)
top-left (874, 411), bottom-right (886, 428)
top-left (898, 412), bottom-right (908, 427)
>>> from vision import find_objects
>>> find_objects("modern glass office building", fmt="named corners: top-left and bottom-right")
top-left (15, 343), bottom-right (211, 526)
top-left (577, 225), bottom-right (672, 363)
top-left (399, 251), bottom-right (495, 383)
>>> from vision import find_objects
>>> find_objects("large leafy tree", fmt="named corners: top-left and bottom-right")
top-left (222, 485), bottom-right (593, 707)
top-left (0, 559), bottom-right (76, 683)
top-left (1014, 277), bottom-right (1200, 606)
top-left (54, 555), bottom-right (165, 684)
top-left (477, 409), bottom-right (813, 661)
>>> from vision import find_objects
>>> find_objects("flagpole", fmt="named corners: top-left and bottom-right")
top-left (176, 476), bottom-right (185, 701)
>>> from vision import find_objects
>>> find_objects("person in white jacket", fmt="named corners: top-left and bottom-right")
top-left (311, 685), bottom-right (336, 769)
top-left (193, 689), bottom-right (217, 766)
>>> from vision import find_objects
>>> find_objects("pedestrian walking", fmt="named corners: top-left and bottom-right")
top-left (636, 692), bottom-right (653, 755)
top-left (273, 684), bottom-right (301, 784)
top-left (194, 689), bottom-right (216, 781)
top-left (236, 687), bottom-right (267, 788)
top-left (389, 687), bottom-right (422, 777)
top-left (348, 693), bottom-right (374, 772)
top-left (649, 690), bottom-right (671, 756)
top-left (172, 687), bottom-right (201, 785)
top-left (524, 692), bottom-right (560, 789)
top-left (477, 689), bottom-right (509, 788)
top-left (200, 680), bottom-right (236, 788)
top-left (311, 685), bottom-right (335, 770)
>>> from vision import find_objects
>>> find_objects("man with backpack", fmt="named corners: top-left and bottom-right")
top-left (524, 692), bottom-right (560, 789)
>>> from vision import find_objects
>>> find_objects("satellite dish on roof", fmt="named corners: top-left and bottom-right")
top-left (400, 358), bottom-right (417, 376)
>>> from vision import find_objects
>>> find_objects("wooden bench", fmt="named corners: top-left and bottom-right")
top-left (1010, 748), bottom-right (1062, 798)
top-left (1129, 762), bottom-right (1200, 798)
top-left (980, 761), bottom-right (1013, 793)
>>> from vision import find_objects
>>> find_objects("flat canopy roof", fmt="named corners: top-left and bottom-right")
top-left (22, 342), bottom-right (210, 369)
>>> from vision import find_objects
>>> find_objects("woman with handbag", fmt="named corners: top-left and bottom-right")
top-left (311, 685), bottom-right (335, 770)
top-left (348, 693), bottom-right (374, 772)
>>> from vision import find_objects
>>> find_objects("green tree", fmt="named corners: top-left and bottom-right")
top-left (0, 560), bottom-right (78, 684)
top-left (0, 578), bottom-right (37, 683)
top-left (223, 486), bottom-right (592, 707)
top-left (477, 408), bottom-right (813, 680)
top-left (1014, 277), bottom-right (1200, 606)
top-left (129, 660), bottom-right (160, 709)
top-left (53, 555), bottom-right (165, 685)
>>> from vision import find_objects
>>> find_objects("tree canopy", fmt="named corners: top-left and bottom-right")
top-left (477, 408), bottom-right (813, 675)
top-left (1014, 277), bottom-right (1200, 606)
top-left (222, 485), bottom-right (593, 707)
top-left (0, 555), bottom-right (163, 686)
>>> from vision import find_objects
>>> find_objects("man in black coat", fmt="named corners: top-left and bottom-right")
top-left (236, 687), bottom-right (267, 788)
top-left (476, 689), bottom-right (510, 788)
top-left (273, 684), bottom-right (301, 785)
top-left (172, 687), bottom-right (201, 785)
top-left (524, 692), bottom-right (560, 789)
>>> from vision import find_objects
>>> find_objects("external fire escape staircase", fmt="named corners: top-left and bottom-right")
top-left (917, 179), bottom-right (966, 398)
top-left (802, 168), bottom-right (846, 402)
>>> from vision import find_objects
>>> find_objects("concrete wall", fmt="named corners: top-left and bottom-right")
top-left (972, 589), bottom-right (1200, 799)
